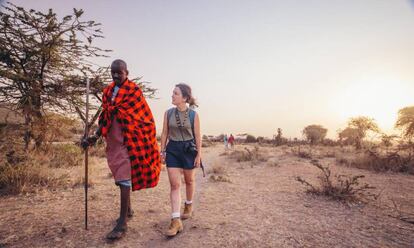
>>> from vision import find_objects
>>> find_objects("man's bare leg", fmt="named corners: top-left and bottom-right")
top-left (107, 185), bottom-right (130, 240)
top-left (127, 194), bottom-right (133, 217)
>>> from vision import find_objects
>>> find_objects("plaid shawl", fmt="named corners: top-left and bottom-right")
top-left (99, 79), bottom-right (161, 191)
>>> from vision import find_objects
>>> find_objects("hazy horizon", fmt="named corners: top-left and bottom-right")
top-left (6, 0), bottom-right (414, 139)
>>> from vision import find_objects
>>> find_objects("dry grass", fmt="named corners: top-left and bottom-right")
top-left (295, 159), bottom-right (377, 203)
top-left (219, 151), bottom-right (229, 156)
top-left (208, 163), bottom-right (231, 183)
top-left (48, 144), bottom-right (83, 168)
top-left (202, 141), bottom-right (215, 148)
top-left (226, 146), bottom-right (269, 164)
top-left (267, 161), bottom-right (280, 167)
top-left (385, 199), bottom-right (414, 225)
top-left (319, 149), bottom-right (336, 158)
top-left (336, 149), bottom-right (414, 175)
top-left (209, 175), bottom-right (231, 183)
top-left (39, 113), bottom-right (79, 143)
top-left (70, 159), bottom-right (98, 188)
top-left (11, 143), bottom-right (84, 169)
top-left (0, 117), bottom-right (95, 192)
top-left (306, 146), bottom-right (340, 159)
top-left (0, 126), bottom-right (65, 195)
top-left (291, 146), bottom-right (313, 159)
top-left (0, 160), bottom-right (66, 195)
top-left (71, 174), bottom-right (95, 188)
top-left (88, 140), bottom-right (106, 158)
top-left (207, 163), bottom-right (226, 175)
top-left (0, 120), bottom-right (114, 195)
top-left (0, 142), bottom-right (83, 195)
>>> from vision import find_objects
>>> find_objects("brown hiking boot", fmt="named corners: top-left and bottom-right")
top-left (165, 218), bottom-right (183, 237)
top-left (181, 203), bottom-right (193, 220)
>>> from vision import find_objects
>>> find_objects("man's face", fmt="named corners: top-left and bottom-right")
top-left (111, 64), bottom-right (128, 85)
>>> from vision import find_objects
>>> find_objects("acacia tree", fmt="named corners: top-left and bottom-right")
top-left (338, 127), bottom-right (359, 147)
top-left (302, 124), bottom-right (327, 145)
top-left (395, 106), bottom-right (414, 141)
top-left (395, 106), bottom-right (414, 158)
top-left (344, 116), bottom-right (379, 149)
top-left (273, 128), bottom-right (283, 146)
top-left (245, 134), bottom-right (256, 143)
top-left (380, 134), bottom-right (398, 153)
top-left (0, 3), bottom-right (156, 149)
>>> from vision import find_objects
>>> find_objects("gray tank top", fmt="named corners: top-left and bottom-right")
top-left (168, 108), bottom-right (194, 141)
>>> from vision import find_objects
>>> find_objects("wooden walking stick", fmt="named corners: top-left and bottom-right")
top-left (84, 78), bottom-right (90, 230)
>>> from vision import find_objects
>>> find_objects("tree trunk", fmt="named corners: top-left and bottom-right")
top-left (355, 139), bottom-right (362, 150)
top-left (22, 91), bottom-right (44, 150)
top-left (31, 83), bottom-right (44, 149)
top-left (23, 111), bottom-right (31, 150)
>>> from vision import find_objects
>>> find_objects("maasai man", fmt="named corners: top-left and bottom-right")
top-left (82, 59), bottom-right (161, 240)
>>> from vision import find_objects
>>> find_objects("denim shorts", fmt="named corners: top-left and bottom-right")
top-left (166, 140), bottom-right (196, 170)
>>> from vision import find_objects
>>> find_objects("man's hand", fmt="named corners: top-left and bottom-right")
top-left (81, 135), bottom-right (98, 149)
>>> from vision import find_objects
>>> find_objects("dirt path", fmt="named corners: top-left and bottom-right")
top-left (1, 145), bottom-right (413, 247)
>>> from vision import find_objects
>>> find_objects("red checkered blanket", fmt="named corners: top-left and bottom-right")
top-left (99, 80), bottom-right (161, 191)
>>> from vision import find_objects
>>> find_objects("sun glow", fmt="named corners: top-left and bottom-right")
top-left (335, 76), bottom-right (413, 133)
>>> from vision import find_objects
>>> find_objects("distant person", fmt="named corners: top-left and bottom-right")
top-left (228, 134), bottom-right (235, 149)
top-left (160, 83), bottom-right (202, 237)
top-left (224, 134), bottom-right (228, 149)
top-left (82, 60), bottom-right (161, 240)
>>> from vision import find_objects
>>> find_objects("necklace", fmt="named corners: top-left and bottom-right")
top-left (175, 107), bottom-right (189, 128)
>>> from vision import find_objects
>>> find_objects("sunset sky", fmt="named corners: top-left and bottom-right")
top-left (7, 0), bottom-right (414, 139)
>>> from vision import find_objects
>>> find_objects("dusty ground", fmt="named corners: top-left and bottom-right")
top-left (1, 145), bottom-right (414, 247)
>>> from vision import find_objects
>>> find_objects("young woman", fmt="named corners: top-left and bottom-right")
top-left (160, 83), bottom-right (202, 237)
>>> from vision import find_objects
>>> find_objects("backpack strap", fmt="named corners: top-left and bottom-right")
top-left (167, 108), bottom-right (175, 128)
top-left (189, 109), bottom-right (196, 140)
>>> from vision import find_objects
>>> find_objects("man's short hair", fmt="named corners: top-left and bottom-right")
top-left (111, 59), bottom-right (128, 70)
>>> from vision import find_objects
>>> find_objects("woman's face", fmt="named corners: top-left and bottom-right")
top-left (172, 87), bottom-right (186, 106)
